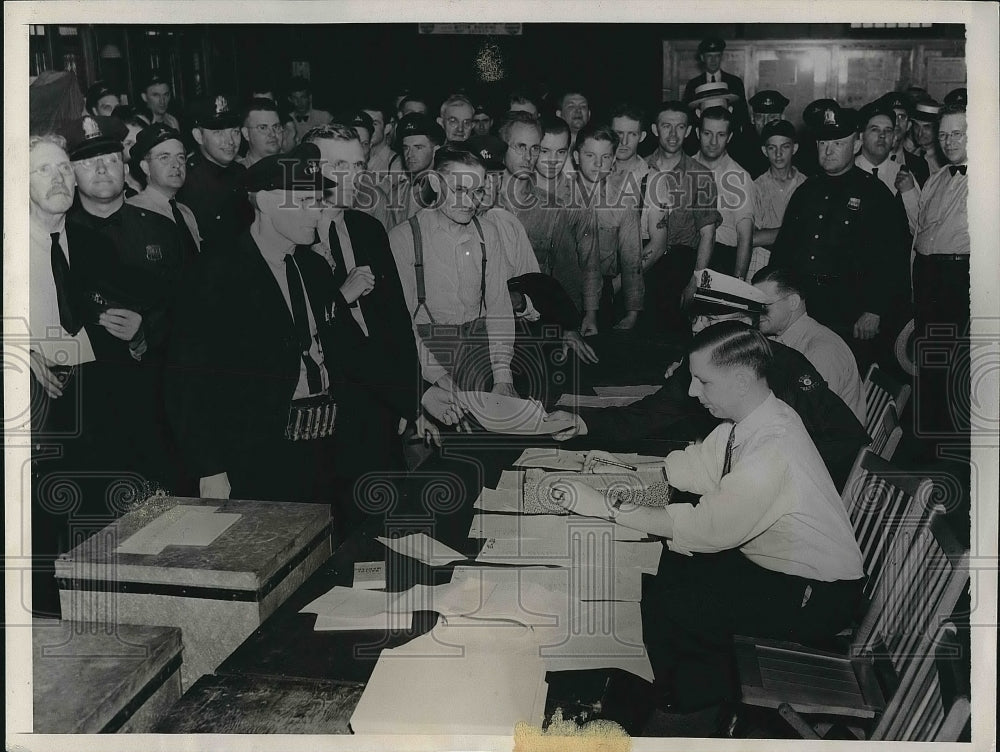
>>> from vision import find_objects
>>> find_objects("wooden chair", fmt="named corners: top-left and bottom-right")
top-left (863, 363), bottom-right (911, 438)
top-left (842, 449), bottom-right (941, 601)
top-left (778, 621), bottom-right (970, 741)
top-left (868, 402), bottom-right (903, 461)
top-left (734, 515), bottom-right (968, 738)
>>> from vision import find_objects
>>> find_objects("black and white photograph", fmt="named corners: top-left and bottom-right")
top-left (4, 1), bottom-right (998, 749)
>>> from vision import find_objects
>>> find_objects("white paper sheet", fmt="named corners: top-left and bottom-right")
top-left (476, 536), bottom-right (661, 572)
top-left (592, 385), bottom-right (663, 399)
top-left (376, 533), bottom-right (467, 566)
top-left (349, 624), bottom-right (548, 735)
top-left (513, 448), bottom-right (587, 470)
top-left (467, 513), bottom-right (569, 540)
top-left (115, 505), bottom-right (241, 555)
top-left (472, 488), bottom-right (521, 513)
top-left (496, 470), bottom-right (523, 491)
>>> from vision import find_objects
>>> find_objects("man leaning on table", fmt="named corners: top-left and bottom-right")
top-left (553, 320), bottom-right (864, 724)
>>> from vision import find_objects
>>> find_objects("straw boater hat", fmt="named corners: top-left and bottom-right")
top-left (688, 81), bottom-right (740, 110)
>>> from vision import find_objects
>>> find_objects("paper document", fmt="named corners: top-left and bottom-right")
top-left (555, 393), bottom-right (644, 408)
top-left (513, 448), bottom-right (588, 470)
top-left (376, 533), bottom-right (467, 566)
top-left (476, 536), bottom-right (661, 572)
top-left (496, 470), bottom-right (523, 491)
top-left (593, 385), bottom-right (663, 399)
top-left (473, 488), bottom-right (521, 513)
top-left (115, 505), bottom-right (241, 555)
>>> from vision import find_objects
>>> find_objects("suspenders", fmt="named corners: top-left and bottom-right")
top-left (408, 214), bottom-right (488, 323)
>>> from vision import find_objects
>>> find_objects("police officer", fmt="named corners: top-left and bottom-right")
top-left (62, 115), bottom-right (187, 493)
top-left (795, 98), bottom-right (838, 177)
top-left (771, 102), bottom-right (910, 371)
top-left (176, 94), bottom-right (253, 256)
top-left (730, 89), bottom-right (790, 178)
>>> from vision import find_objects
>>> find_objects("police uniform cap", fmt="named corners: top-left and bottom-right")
top-left (748, 90), bottom-right (789, 113)
top-left (142, 72), bottom-right (170, 91)
top-left (697, 36), bottom-right (726, 55)
top-left (810, 102), bottom-right (857, 140)
top-left (465, 134), bottom-right (508, 171)
top-left (857, 101), bottom-right (897, 131)
top-left (132, 123), bottom-right (184, 162)
top-left (473, 103), bottom-right (490, 117)
top-left (333, 110), bottom-right (375, 136)
top-left (85, 81), bottom-right (117, 112)
top-left (877, 91), bottom-right (911, 115)
top-left (61, 115), bottom-right (128, 161)
top-left (691, 269), bottom-right (767, 316)
top-left (244, 141), bottom-right (336, 192)
top-left (760, 119), bottom-right (796, 143)
top-left (943, 87), bottom-right (967, 107)
top-left (802, 98), bottom-right (838, 130)
top-left (191, 94), bottom-right (241, 130)
top-left (911, 99), bottom-right (942, 123)
top-left (393, 113), bottom-right (446, 151)
top-left (688, 81), bottom-right (740, 108)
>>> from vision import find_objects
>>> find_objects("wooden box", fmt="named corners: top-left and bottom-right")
top-left (55, 496), bottom-right (331, 690)
top-left (33, 618), bottom-right (183, 733)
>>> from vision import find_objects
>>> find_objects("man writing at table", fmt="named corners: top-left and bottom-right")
top-left (553, 320), bottom-right (863, 722)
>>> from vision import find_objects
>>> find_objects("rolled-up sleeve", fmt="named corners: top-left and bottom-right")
top-left (482, 221), bottom-right (516, 384)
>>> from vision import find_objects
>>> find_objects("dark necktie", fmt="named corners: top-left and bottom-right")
top-left (50, 232), bottom-right (81, 335)
top-left (169, 198), bottom-right (199, 261)
top-left (284, 253), bottom-right (323, 394)
top-left (949, 164), bottom-right (967, 176)
top-left (721, 424), bottom-right (736, 477)
top-left (871, 167), bottom-right (878, 179)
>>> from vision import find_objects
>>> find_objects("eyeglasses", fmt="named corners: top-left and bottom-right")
top-left (444, 117), bottom-right (474, 130)
top-left (512, 143), bottom-right (541, 157)
top-left (31, 162), bottom-right (75, 179)
top-left (938, 130), bottom-right (966, 142)
top-left (149, 153), bottom-right (187, 167)
top-left (251, 124), bottom-right (284, 135)
top-left (74, 152), bottom-right (122, 169)
top-left (763, 294), bottom-right (794, 312)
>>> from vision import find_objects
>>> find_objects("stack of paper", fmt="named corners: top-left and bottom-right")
top-left (375, 533), bottom-right (467, 566)
top-left (115, 505), bottom-right (241, 555)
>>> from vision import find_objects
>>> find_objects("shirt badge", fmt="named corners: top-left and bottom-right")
top-left (823, 109), bottom-right (836, 125)
top-left (700, 269), bottom-right (712, 289)
top-left (797, 373), bottom-right (816, 391)
top-left (145, 244), bottom-right (163, 262)
top-left (847, 197), bottom-right (861, 211)
top-left (82, 116), bottom-right (101, 140)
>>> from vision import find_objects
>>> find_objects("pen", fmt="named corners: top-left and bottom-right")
top-left (592, 456), bottom-right (639, 472)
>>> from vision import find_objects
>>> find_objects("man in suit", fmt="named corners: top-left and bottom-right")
top-left (683, 37), bottom-right (749, 129)
top-left (855, 101), bottom-right (922, 236)
top-left (877, 91), bottom-right (930, 187)
top-left (167, 143), bottom-right (413, 535)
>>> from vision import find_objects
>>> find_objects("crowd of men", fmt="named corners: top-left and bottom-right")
top-left (27, 34), bottom-right (971, 727)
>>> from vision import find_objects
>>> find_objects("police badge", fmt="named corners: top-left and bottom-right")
top-left (145, 244), bottom-right (163, 262)
top-left (847, 197), bottom-right (861, 211)
top-left (797, 373), bottom-right (817, 391)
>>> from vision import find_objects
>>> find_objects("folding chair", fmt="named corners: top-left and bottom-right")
top-left (842, 448), bottom-right (942, 601)
top-left (867, 402), bottom-right (903, 461)
top-left (863, 363), bottom-right (911, 438)
top-left (734, 516), bottom-right (969, 739)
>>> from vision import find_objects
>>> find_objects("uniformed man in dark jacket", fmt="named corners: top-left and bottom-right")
top-left (729, 89), bottom-right (789, 179)
top-left (62, 115), bottom-right (186, 493)
top-left (176, 94), bottom-right (253, 256)
top-left (547, 271), bottom-right (869, 490)
top-left (770, 102), bottom-right (910, 370)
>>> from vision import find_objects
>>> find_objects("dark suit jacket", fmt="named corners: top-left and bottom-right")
top-left (903, 150), bottom-right (930, 188)
top-left (578, 340), bottom-right (868, 491)
top-left (507, 273), bottom-right (581, 329)
top-left (165, 229), bottom-right (413, 482)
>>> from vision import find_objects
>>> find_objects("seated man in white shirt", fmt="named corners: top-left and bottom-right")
top-left (388, 147), bottom-right (517, 397)
top-left (553, 320), bottom-right (864, 720)
top-left (752, 265), bottom-right (865, 423)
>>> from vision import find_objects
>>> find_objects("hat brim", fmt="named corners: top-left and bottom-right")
top-left (692, 290), bottom-right (765, 316)
top-left (70, 138), bottom-right (124, 161)
top-left (691, 92), bottom-right (740, 108)
top-left (811, 126), bottom-right (856, 140)
top-left (195, 115), bottom-right (241, 130)
top-left (894, 318), bottom-right (916, 376)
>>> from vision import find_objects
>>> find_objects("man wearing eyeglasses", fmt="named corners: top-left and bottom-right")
top-left (910, 103), bottom-right (970, 447)
top-left (388, 147), bottom-right (517, 397)
top-left (127, 123), bottom-right (202, 262)
top-left (238, 98), bottom-right (284, 169)
top-left (177, 94), bottom-right (254, 256)
top-left (437, 93), bottom-right (476, 144)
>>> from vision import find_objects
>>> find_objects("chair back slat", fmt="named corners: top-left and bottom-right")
top-left (863, 363), bottom-right (912, 436)
top-left (873, 622), bottom-right (969, 741)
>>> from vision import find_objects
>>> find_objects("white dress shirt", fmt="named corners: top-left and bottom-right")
top-left (774, 313), bottom-right (865, 423)
top-left (663, 392), bottom-right (864, 582)
top-left (29, 215), bottom-right (95, 365)
top-left (705, 153), bottom-right (754, 247)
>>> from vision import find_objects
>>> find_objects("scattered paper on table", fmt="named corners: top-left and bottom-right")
top-left (496, 470), bottom-right (523, 491)
top-left (513, 448), bottom-right (587, 470)
top-left (555, 393), bottom-right (644, 408)
top-left (116, 505), bottom-right (241, 555)
top-left (376, 532), bottom-right (467, 566)
top-left (473, 488), bottom-right (520, 513)
top-left (467, 513), bottom-right (569, 540)
top-left (593, 385), bottom-right (662, 399)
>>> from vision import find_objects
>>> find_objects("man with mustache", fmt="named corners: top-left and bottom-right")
top-left (176, 93), bottom-right (253, 256)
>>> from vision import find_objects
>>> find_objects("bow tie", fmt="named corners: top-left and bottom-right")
top-left (948, 164), bottom-right (967, 176)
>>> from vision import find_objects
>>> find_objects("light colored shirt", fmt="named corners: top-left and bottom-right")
top-left (912, 165), bottom-right (969, 256)
top-left (855, 153), bottom-right (920, 233)
top-left (485, 207), bottom-right (540, 278)
top-left (367, 142), bottom-right (396, 177)
top-left (291, 108), bottom-right (332, 140)
top-left (29, 215), bottom-right (95, 365)
top-left (252, 228), bottom-right (329, 400)
top-left (774, 314), bottom-right (865, 423)
top-left (704, 153), bottom-right (754, 247)
top-left (612, 154), bottom-right (650, 187)
top-left (389, 208), bottom-right (515, 385)
top-left (663, 392), bottom-right (864, 582)
top-left (126, 186), bottom-right (202, 250)
top-left (753, 167), bottom-right (806, 230)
